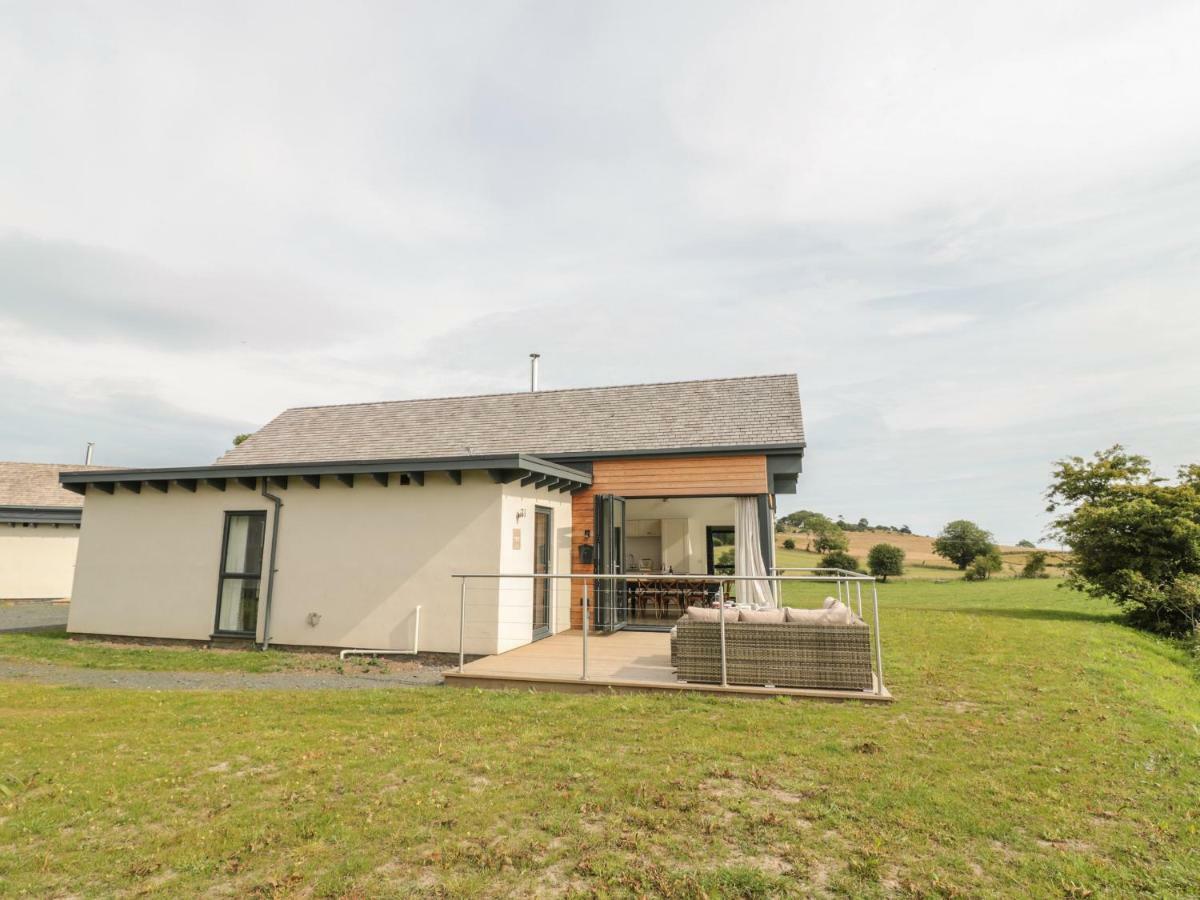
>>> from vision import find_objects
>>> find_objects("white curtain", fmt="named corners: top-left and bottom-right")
top-left (734, 497), bottom-right (774, 607)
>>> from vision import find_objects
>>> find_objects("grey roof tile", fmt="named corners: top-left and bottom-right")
top-left (0, 463), bottom-right (114, 508)
top-left (217, 374), bottom-right (805, 465)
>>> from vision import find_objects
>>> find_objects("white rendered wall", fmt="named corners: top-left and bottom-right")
top-left (68, 472), bottom-right (571, 655)
top-left (0, 525), bottom-right (81, 600)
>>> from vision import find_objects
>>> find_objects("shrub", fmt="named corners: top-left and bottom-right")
top-left (820, 550), bottom-right (860, 573)
top-left (963, 550), bottom-right (1003, 581)
top-left (1047, 445), bottom-right (1200, 635)
top-left (782, 538), bottom-right (796, 551)
top-left (867, 543), bottom-right (905, 582)
top-left (933, 520), bottom-right (997, 569)
top-left (1021, 551), bottom-right (1049, 579)
top-left (813, 527), bottom-right (849, 554)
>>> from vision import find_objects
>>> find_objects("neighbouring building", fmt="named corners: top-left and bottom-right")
top-left (0, 462), bottom-right (109, 600)
top-left (61, 375), bottom-right (805, 655)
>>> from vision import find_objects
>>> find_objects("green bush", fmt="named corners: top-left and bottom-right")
top-left (1047, 445), bottom-right (1200, 635)
top-left (782, 538), bottom-right (796, 551)
top-left (820, 550), bottom-right (860, 573)
top-left (867, 543), bottom-right (905, 582)
top-left (1021, 551), bottom-right (1050, 579)
top-left (964, 550), bottom-right (1003, 581)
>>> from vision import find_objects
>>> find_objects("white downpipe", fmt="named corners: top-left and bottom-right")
top-left (339, 606), bottom-right (421, 661)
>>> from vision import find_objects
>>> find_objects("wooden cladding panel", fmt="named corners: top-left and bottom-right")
top-left (568, 455), bottom-right (767, 628)
top-left (591, 455), bottom-right (767, 497)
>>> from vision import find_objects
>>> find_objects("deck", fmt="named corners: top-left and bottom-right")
top-left (444, 630), bottom-right (892, 701)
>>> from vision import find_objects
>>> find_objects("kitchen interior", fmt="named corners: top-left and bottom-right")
top-left (622, 496), bottom-right (736, 628)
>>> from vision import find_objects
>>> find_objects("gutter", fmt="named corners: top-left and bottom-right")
top-left (259, 480), bottom-right (283, 651)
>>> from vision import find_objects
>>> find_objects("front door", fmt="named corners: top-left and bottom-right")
top-left (593, 494), bottom-right (628, 631)
top-left (533, 506), bottom-right (552, 640)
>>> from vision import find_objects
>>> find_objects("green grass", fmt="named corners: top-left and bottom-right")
top-left (0, 629), bottom-right (339, 673)
top-left (2, 579), bottom-right (1199, 897)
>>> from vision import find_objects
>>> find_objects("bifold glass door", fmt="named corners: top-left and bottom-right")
top-left (593, 494), bottom-right (627, 631)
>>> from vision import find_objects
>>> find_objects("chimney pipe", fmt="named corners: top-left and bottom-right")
top-left (84, 442), bottom-right (95, 465)
top-left (529, 353), bottom-right (540, 392)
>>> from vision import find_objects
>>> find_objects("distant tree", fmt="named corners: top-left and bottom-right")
top-left (933, 520), bottom-right (997, 570)
top-left (232, 433), bottom-right (252, 446)
top-left (812, 524), bottom-right (849, 554)
top-left (1021, 551), bottom-right (1049, 579)
top-left (775, 520), bottom-right (786, 533)
top-left (964, 549), bottom-right (1004, 581)
top-left (1047, 445), bottom-right (1200, 635)
top-left (857, 517), bottom-right (869, 531)
top-left (1016, 539), bottom-right (1036, 549)
top-left (867, 543), bottom-right (905, 582)
top-left (782, 538), bottom-right (796, 551)
top-left (899, 525), bottom-right (912, 534)
top-left (820, 550), bottom-right (860, 573)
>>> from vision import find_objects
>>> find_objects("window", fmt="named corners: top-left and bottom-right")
top-left (214, 512), bottom-right (266, 635)
top-left (706, 526), bottom-right (736, 575)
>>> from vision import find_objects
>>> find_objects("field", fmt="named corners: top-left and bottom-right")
top-left (2, 579), bottom-right (1198, 897)
top-left (777, 530), bottom-right (1070, 580)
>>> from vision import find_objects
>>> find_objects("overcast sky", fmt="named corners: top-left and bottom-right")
top-left (2, 1), bottom-right (1198, 543)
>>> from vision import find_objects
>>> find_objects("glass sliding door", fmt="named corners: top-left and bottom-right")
top-left (532, 506), bottom-right (552, 640)
top-left (593, 494), bottom-right (627, 632)
top-left (214, 511), bottom-right (267, 637)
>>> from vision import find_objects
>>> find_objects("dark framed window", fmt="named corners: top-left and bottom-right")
top-left (214, 511), bottom-right (266, 636)
top-left (706, 525), bottom-right (736, 575)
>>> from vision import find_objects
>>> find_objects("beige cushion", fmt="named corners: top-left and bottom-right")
top-left (822, 596), bottom-right (839, 609)
top-left (739, 607), bottom-right (785, 624)
top-left (785, 601), bottom-right (852, 625)
top-left (686, 605), bottom-right (739, 623)
top-left (784, 607), bottom-right (827, 624)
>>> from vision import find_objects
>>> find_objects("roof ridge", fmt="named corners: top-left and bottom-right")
top-left (0, 461), bottom-right (111, 468)
top-left (279, 373), bottom-right (797, 414)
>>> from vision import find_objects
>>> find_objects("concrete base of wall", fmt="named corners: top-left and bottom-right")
top-left (66, 631), bottom-right (477, 666)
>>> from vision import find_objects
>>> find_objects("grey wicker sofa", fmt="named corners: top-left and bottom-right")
top-left (670, 616), bottom-right (874, 691)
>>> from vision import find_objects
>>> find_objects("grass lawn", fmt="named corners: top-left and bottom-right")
top-left (2, 579), bottom-right (1198, 897)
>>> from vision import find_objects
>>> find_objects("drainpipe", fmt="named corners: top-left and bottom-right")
top-left (260, 479), bottom-right (283, 650)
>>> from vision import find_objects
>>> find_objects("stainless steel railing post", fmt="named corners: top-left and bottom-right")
top-left (717, 584), bottom-right (728, 687)
top-left (581, 579), bottom-right (589, 681)
top-left (872, 582), bottom-right (885, 694)
top-left (458, 577), bottom-right (466, 673)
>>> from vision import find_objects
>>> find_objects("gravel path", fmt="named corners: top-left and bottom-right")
top-left (0, 601), bottom-right (70, 632)
top-left (0, 659), bottom-right (446, 691)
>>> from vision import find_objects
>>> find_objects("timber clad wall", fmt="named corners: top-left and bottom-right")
top-left (569, 455), bottom-right (768, 627)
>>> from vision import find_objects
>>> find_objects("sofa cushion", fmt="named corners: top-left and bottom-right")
top-left (686, 605), bottom-right (739, 623)
top-left (785, 602), bottom-right (853, 625)
top-left (739, 607), bottom-right (785, 624)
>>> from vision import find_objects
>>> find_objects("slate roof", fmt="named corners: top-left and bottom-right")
top-left (217, 374), bottom-right (805, 466)
top-left (0, 462), bottom-right (112, 509)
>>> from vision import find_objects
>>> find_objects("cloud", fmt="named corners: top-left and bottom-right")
top-left (0, 1), bottom-right (1198, 542)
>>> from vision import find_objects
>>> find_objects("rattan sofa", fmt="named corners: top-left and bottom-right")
top-left (670, 615), bottom-right (874, 691)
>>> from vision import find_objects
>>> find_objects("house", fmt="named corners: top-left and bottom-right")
top-left (60, 374), bottom-right (805, 655)
top-left (0, 462), bottom-right (106, 601)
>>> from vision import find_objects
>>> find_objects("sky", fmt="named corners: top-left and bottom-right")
top-left (2, 1), bottom-right (1198, 544)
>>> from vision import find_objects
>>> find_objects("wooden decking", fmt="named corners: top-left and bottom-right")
top-left (444, 630), bottom-right (892, 701)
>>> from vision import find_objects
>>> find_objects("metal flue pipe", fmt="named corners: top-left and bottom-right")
top-left (529, 353), bottom-right (540, 391)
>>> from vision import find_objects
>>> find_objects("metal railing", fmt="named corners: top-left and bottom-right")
top-left (450, 570), bottom-right (885, 697)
